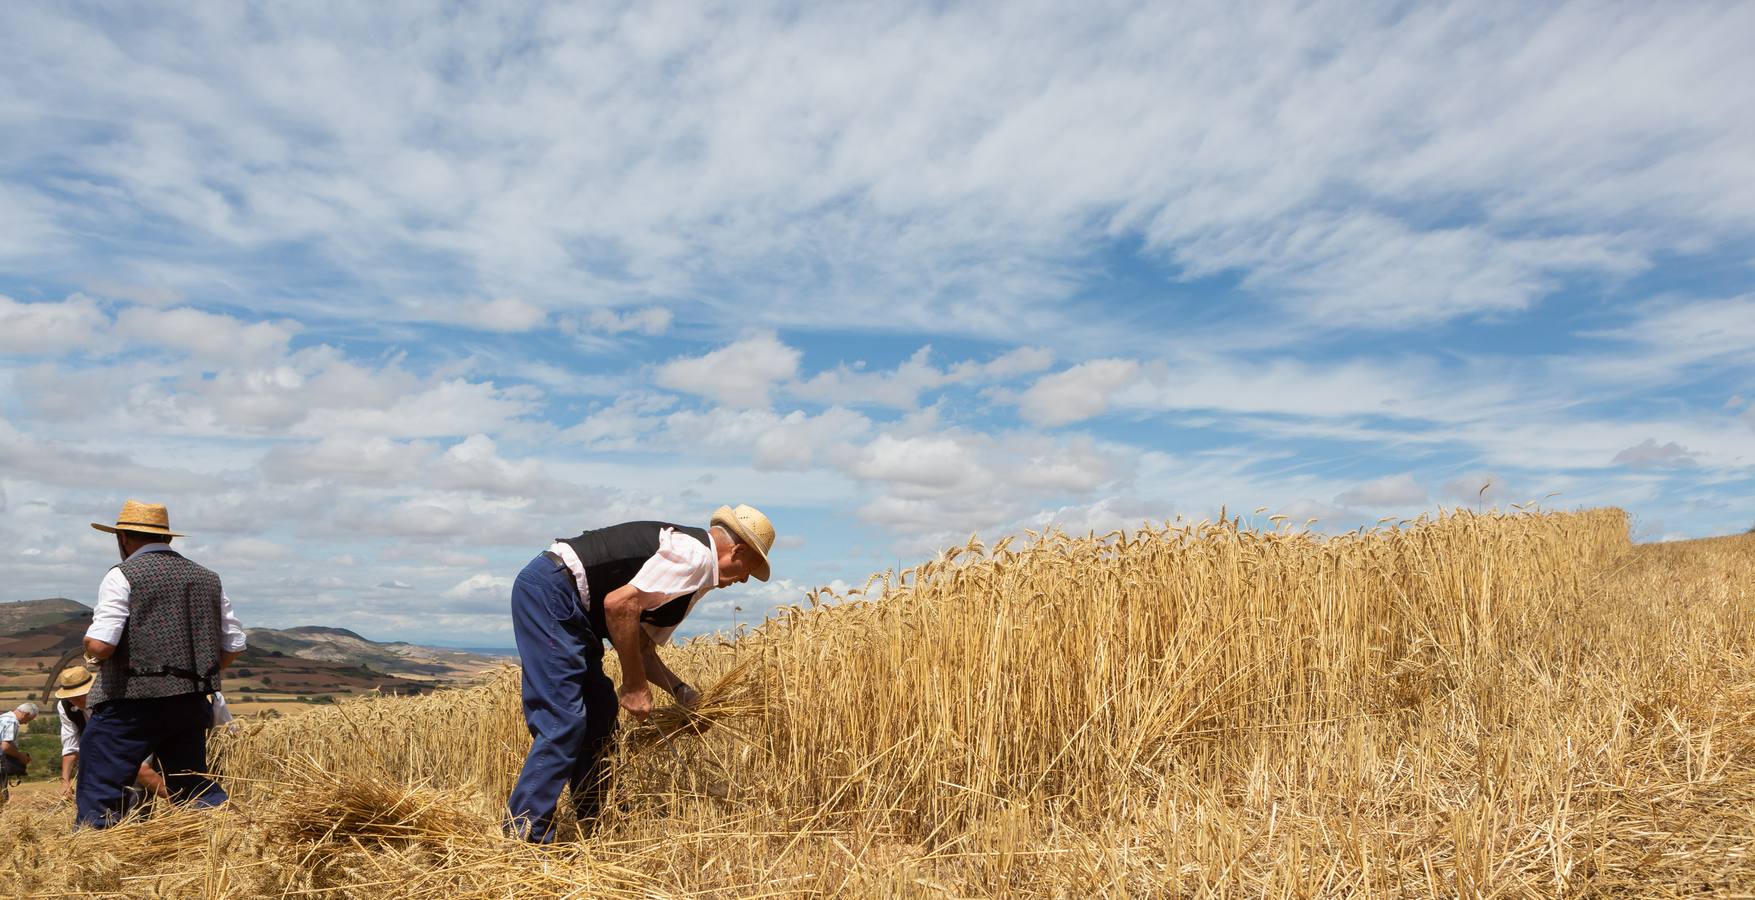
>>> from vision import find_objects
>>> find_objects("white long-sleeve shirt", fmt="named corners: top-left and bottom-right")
top-left (59, 701), bottom-right (82, 755)
top-left (85, 544), bottom-right (247, 652)
top-left (548, 527), bottom-right (718, 646)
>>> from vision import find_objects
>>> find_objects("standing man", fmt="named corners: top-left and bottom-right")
top-left (1, 702), bottom-right (37, 810)
top-left (505, 504), bottom-right (776, 842)
top-left (52, 665), bottom-right (168, 804)
top-left (77, 500), bottom-right (247, 828)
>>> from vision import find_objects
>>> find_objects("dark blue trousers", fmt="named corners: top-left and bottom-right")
top-left (505, 553), bottom-right (619, 842)
top-left (76, 692), bottom-right (226, 828)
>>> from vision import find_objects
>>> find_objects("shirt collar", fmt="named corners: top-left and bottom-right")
top-left (704, 527), bottom-right (720, 592)
top-left (125, 543), bottom-right (175, 561)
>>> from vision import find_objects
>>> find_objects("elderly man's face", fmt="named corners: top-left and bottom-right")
top-left (15, 709), bottom-right (34, 725)
top-left (716, 547), bottom-right (759, 587)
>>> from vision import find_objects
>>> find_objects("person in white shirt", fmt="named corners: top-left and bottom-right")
top-left (77, 499), bottom-right (246, 829)
top-left (1, 702), bottom-right (38, 812)
top-left (51, 665), bottom-right (168, 804)
top-left (505, 505), bottom-right (777, 842)
top-left (2, 701), bottom-right (37, 773)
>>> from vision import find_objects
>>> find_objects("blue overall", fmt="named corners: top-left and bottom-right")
top-left (505, 553), bottom-right (619, 842)
top-left (76, 692), bottom-right (225, 828)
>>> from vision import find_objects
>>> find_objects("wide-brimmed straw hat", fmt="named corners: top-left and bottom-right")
top-left (711, 504), bottom-right (775, 582)
top-left (91, 499), bottom-right (184, 537)
top-left (54, 665), bottom-right (95, 700)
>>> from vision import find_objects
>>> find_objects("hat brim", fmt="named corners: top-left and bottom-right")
top-left (91, 523), bottom-right (184, 537)
top-left (53, 681), bottom-right (93, 700)
top-left (711, 508), bottom-right (771, 582)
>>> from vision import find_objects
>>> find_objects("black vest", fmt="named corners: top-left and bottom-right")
top-left (58, 699), bottom-right (87, 737)
top-left (88, 550), bottom-right (225, 707)
top-left (557, 521), bottom-right (711, 640)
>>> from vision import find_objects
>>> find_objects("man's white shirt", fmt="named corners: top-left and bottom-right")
top-left (547, 527), bottom-right (718, 646)
top-left (59, 702), bottom-right (80, 755)
top-left (85, 543), bottom-right (247, 652)
top-left (0, 711), bottom-right (17, 746)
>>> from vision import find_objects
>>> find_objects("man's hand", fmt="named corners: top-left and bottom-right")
top-left (19, 752), bottom-right (30, 767)
top-left (673, 682), bottom-right (703, 710)
top-left (60, 781), bottom-right (74, 802)
top-left (618, 683), bottom-right (653, 721)
top-left (137, 763), bottom-right (168, 800)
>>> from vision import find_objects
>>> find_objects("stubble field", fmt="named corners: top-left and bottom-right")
top-left (3, 507), bottom-right (1752, 897)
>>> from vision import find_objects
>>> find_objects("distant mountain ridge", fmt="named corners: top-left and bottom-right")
top-left (0, 598), bottom-right (506, 679)
top-left (0, 597), bottom-right (88, 633)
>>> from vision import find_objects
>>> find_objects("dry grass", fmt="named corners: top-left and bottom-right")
top-left (4, 507), bottom-right (1754, 897)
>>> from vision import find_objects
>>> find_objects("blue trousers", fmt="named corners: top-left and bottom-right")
top-left (505, 553), bottom-right (619, 842)
top-left (76, 692), bottom-right (226, 828)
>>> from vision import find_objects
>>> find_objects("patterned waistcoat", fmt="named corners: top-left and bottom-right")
top-left (89, 550), bottom-right (224, 707)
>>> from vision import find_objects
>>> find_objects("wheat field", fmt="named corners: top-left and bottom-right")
top-left (4, 507), bottom-right (1753, 897)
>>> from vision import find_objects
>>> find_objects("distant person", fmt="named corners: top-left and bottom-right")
top-left (505, 505), bottom-right (777, 842)
top-left (52, 666), bottom-right (167, 805)
top-left (77, 500), bottom-right (247, 828)
top-left (1, 701), bottom-right (39, 809)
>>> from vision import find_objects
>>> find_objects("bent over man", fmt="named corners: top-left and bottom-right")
top-left (53, 665), bottom-right (168, 804)
top-left (78, 500), bottom-right (246, 828)
top-left (1, 702), bottom-right (37, 810)
top-left (506, 504), bottom-right (775, 842)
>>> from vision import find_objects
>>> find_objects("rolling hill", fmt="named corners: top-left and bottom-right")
top-left (0, 598), bottom-right (508, 706)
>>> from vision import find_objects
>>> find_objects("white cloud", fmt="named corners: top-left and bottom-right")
top-left (296, 378), bottom-right (541, 439)
top-left (793, 346), bottom-right (1054, 410)
top-left (586, 306), bottom-right (672, 336)
top-left (214, 536), bottom-right (295, 563)
top-left (439, 573), bottom-right (515, 613)
top-left (664, 405), bottom-right (872, 471)
top-left (1583, 295), bottom-right (1755, 379)
top-left (0, 294), bottom-right (107, 354)
top-left (655, 333), bottom-right (801, 409)
top-left (1612, 439), bottom-right (1698, 469)
top-left (853, 434), bottom-right (982, 491)
top-left (430, 434), bottom-right (546, 494)
top-left (261, 435), bottom-right (437, 482)
top-left (1334, 473), bottom-right (1428, 507)
top-left (564, 393), bottom-right (675, 450)
top-left (0, 414), bottom-right (216, 491)
top-left (1018, 359), bottom-right (1142, 427)
top-left (10, 4), bottom-right (1749, 338)
top-left (1439, 472), bottom-right (1510, 507)
top-left (442, 573), bottom-right (511, 599)
top-left (113, 306), bottom-right (301, 365)
top-left (405, 297), bottom-right (548, 333)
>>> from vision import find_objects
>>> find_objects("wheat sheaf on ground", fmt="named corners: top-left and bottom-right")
top-left (5, 508), bottom-right (1754, 897)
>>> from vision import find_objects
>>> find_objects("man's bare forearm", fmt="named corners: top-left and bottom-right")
top-left (220, 649), bottom-right (242, 670)
top-left (605, 602), bottom-right (648, 691)
top-left (84, 637), bottom-right (116, 660)
top-left (1, 742), bottom-right (24, 761)
top-left (61, 752), bottom-right (76, 784)
top-left (638, 635), bottom-right (683, 694)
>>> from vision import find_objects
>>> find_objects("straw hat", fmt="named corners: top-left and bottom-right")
top-left (91, 499), bottom-right (184, 537)
top-left (54, 665), bottom-right (94, 700)
top-left (711, 504), bottom-right (775, 582)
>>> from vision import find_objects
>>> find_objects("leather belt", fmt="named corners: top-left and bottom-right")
top-left (542, 550), bottom-right (584, 605)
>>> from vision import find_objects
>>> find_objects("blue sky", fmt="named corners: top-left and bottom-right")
top-left (2, 2), bottom-right (1751, 644)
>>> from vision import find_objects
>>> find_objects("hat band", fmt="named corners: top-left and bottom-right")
top-left (116, 520), bottom-right (170, 528)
